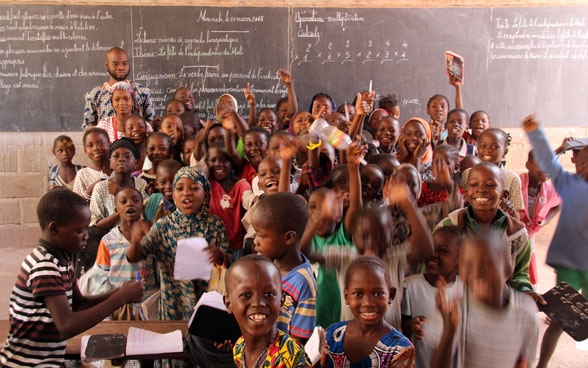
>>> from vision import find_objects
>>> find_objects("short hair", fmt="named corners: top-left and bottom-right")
top-left (37, 189), bottom-right (88, 229)
top-left (309, 92), bottom-right (336, 112)
top-left (52, 135), bottom-right (74, 151)
top-left (275, 96), bottom-right (288, 112)
top-left (244, 126), bottom-right (270, 141)
top-left (447, 108), bottom-right (469, 123)
top-left (225, 254), bottom-right (281, 293)
top-left (83, 127), bottom-right (110, 145)
top-left (147, 131), bottom-right (173, 149)
top-left (254, 192), bottom-right (308, 236)
top-left (527, 150), bottom-right (535, 162)
top-left (461, 230), bottom-right (512, 278)
top-left (115, 186), bottom-right (143, 203)
top-left (427, 94), bottom-right (450, 109)
top-left (156, 158), bottom-right (182, 175)
top-left (432, 224), bottom-right (466, 244)
top-left (349, 206), bottom-right (392, 236)
top-left (344, 256), bottom-right (393, 290)
top-left (434, 144), bottom-right (460, 165)
top-left (122, 114), bottom-right (146, 130)
top-left (469, 162), bottom-right (506, 188)
top-left (379, 94), bottom-right (399, 109)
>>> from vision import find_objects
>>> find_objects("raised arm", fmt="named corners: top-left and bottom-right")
top-left (344, 139), bottom-right (363, 233)
top-left (449, 75), bottom-right (463, 109)
top-left (243, 82), bottom-right (257, 126)
top-left (349, 91), bottom-right (374, 139)
top-left (278, 69), bottom-right (298, 119)
top-left (522, 115), bottom-right (564, 182)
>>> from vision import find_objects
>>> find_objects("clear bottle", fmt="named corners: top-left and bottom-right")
top-left (309, 118), bottom-right (352, 150)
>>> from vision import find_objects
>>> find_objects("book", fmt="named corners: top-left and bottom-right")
top-left (81, 333), bottom-right (126, 362)
top-left (445, 50), bottom-right (464, 83)
top-left (125, 327), bottom-right (184, 356)
top-left (539, 282), bottom-right (588, 341)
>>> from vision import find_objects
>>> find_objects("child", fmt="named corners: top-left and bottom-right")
top-left (182, 135), bottom-right (197, 165)
top-left (251, 192), bottom-right (318, 344)
top-left (94, 187), bottom-right (158, 318)
top-left (90, 138), bottom-right (148, 230)
top-left (397, 118), bottom-right (433, 170)
top-left (159, 113), bottom-right (185, 163)
top-left (324, 256), bottom-right (415, 367)
top-left (437, 108), bottom-right (476, 159)
top-left (367, 153), bottom-right (400, 182)
top-left (127, 167), bottom-right (229, 322)
top-left (257, 108), bottom-right (279, 134)
top-left (379, 94), bottom-right (401, 119)
top-left (436, 162), bottom-right (536, 295)
top-left (366, 108), bottom-right (389, 135)
top-left (522, 115), bottom-right (588, 368)
top-left (173, 86), bottom-right (195, 112)
top-left (432, 232), bottom-right (539, 368)
top-left (426, 94), bottom-right (449, 144)
top-left (139, 132), bottom-right (174, 188)
top-left (519, 150), bottom-right (561, 286)
top-left (374, 117), bottom-right (401, 155)
top-left (224, 255), bottom-right (312, 367)
top-left (166, 99), bottom-right (186, 115)
top-left (402, 226), bottom-right (464, 368)
top-left (461, 128), bottom-right (524, 218)
top-left (360, 164), bottom-right (385, 206)
top-left (207, 144), bottom-right (252, 256)
top-left (144, 159), bottom-right (182, 223)
top-left (73, 128), bottom-right (112, 201)
top-left (124, 114), bottom-right (149, 172)
top-left (97, 81), bottom-right (139, 142)
top-left (240, 127), bottom-right (270, 185)
top-left (463, 110), bottom-right (490, 146)
top-left (48, 135), bottom-right (83, 190)
top-left (0, 189), bottom-right (142, 367)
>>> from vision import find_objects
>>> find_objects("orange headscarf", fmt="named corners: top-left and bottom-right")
top-left (402, 117), bottom-right (433, 164)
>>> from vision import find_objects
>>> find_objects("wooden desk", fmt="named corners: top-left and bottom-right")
top-left (0, 320), bottom-right (189, 360)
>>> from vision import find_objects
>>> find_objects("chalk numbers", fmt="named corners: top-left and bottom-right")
top-left (296, 38), bottom-right (409, 65)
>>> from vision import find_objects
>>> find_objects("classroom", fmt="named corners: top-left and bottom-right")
top-left (0, 0), bottom-right (587, 366)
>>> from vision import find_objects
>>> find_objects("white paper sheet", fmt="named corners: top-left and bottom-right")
top-left (125, 327), bottom-right (183, 356)
top-left (174, 237), bottom-right (212, 281)
top-left (304, 326), bottom-right (325, 365)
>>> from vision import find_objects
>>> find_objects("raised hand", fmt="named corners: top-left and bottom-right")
top-left (521, 114), bottom-right (539, 133)
top-left (242, 82), bottom-right (255, 106)
top-left (277, 68), bottom-right (293, 85)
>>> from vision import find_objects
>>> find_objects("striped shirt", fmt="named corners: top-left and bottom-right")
top-left (277, 255), bottom-right (318, 340)
top-left (0, 241), bottom-right (74, 367)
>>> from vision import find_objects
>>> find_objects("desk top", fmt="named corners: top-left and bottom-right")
top-left (0, 320), bottom-right (188, 359)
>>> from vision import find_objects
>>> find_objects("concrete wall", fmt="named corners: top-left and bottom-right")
top-left (0, 0), bottom-right (586, 248)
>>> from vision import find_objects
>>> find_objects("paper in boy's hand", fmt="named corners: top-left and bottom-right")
top-left (304, 326), bottom-right (326, 365)
top-left (445, 50), bottom-right (464, 83)
top-left (174, 237), bottom-right (212, 281)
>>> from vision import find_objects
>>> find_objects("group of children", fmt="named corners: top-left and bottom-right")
top-left (1, 65), bottom-right (587, 368)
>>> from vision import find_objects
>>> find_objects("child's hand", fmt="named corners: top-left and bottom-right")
top-left (415, 139), bottom-right (431, 161)
top-left (130, 220), bottom-right (150, 247)
top-left (311, 101), bottom-right (326, 122)
top-left (145, 180), bottom-right (157, 196)
top-left (435, 276), bottom-right (460, 332)
top-left (524, 291), bottom-right (547, 306)
top-left (205, 242), bottom-right (225, 265)
top-left (499, 197), bottom-right (517, 218)
top-left (213, 340), bottom-right (234, 352)
top-left (383, 177), bottom-right (411, 207)
top-left (354, 91), bottom-right (374, 116)
top-left (397, 135), bottom-right (409, 161)
top-left (430, 121), bottom-right (443, 141)
top-left (448, 74), bottom-right (461, 87)
top-left (107, 179), bottom-right (121, 196)
top-left (345, 137), bottom-right (365, 167)
top-left (411, 316), bottom-right (426, 340)
top-left (521, 114), bottom-right (539, 133)
top-left (119, 281), bottom-right (144, 304)
top-left (432, 158), bottom-right (453, 190)
top-left (278, 138), bottom-right (299, 162)
top-left (242, 82), bottom-right (255, 106)
top-left (558, 136), bottom-right (575, 153)
top-left (277, 68), bottom-right (293, 85)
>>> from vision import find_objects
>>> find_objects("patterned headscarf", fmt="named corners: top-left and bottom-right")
top-left (109, 81), bottom-right (139, 113)
top-left (173, 166), bottom-right (211, 214)
top-left (402, 117), bottom-right (433, 164)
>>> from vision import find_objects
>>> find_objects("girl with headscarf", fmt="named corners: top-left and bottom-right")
top-left (127, 167), bottom-right (229, 323)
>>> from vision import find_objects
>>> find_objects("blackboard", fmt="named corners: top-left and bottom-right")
top-left (539, 282), bottom-right (588, 341)
top-left (1, 5), bottom-right (587, 131)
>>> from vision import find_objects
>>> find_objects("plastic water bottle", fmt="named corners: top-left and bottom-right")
top-left (309, 118), bottom-right (353, 150)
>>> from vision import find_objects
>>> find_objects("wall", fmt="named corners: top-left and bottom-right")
top-left (0, 0), bottom-right (586, 248)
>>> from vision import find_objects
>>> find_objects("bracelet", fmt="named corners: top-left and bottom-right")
top-left (306, 139), bottom-right (322, 151)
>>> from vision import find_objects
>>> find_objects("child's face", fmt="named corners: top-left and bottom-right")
top-left (344, 267), bottom-right (394, 328)
top-left (124, 116), bottom-right (147, 146)
top-left (257, 157), bottom-right (282, 194)
top-left (369, 109), bottom-right (388, 132)
top-left (572, 148), bottom-right (588, 181)
top-left (166, 100), bottom-right (186, 115)
top-left (466, 165), bottom-right (504, 215)
top-left (55, 206), bottom-right (91, 255)
top-left (182, 139), bottom-right (196, 165)
top-left (427, 231), bottom-right (460, 279)
top-left (110, 147), bottom-right (137, 175)
top-left (173, 177), bottom-right (205, 215)
top-left (146, 136), bottom-right (172, 167)
top-left (53, 140), bottom-right (75, 165)
top-left (395, 168), bottom-right (420, 200)
top-left (427, 96), bottom-right (448, 123)
top-left (352, 216), bottom-right (390, 257)
top-left (115, 188), bottom-right (143, 223)
top-left (337, 104), bottom-right (356, 124)
top-left (267, 135), bottom-right (291, 156)
top-left (112, 89), bottom-right (133, 116)
top-left (292, 112), bottom-right (311, 136)
top-left (308, 190), bottom-right (341, 237)
top-left (207, 126), bottom-right (226, 147)
top-left (403, 120), bottom-right (426, 154)
top-left (390, 105), bottom-right (401, 120)
top-left (360, 165), bottom-right (384, 202)
top-left (160, 116), bottom-right (183, 145)
top-left (330, 166), bottom-right (350, 208)
top-left (156, 167), bottom-right (176, 201)
top-left (207, 146), bottom-right (232, 182)
top-left (433, 150), bottom-right (458, 173)
top-left (314, 96), bottom-right (333, 117)
top-left (251, 213), bottom-right (288, 260)
top-left (174, 87), bottom-right (195, 111)
top-left (257, 110), bottom-right (278, 134)
top-left (375, 117), bottom-right (400, 151)
top-left (477, 131), bottom-right (506, 165)
top-left (244, 132), bottom-right (268, 168)
top-left (470, 112), bottom-right (490, 139)
top-left (446, 111), bottom-right (467, 140)
top-left (225, 261), bottom-right (281, 340)
top-left (84, 132), bottom-right (110, 164)
top-left (526, 157), bottom-right (549, 184)
top-left (277, 101), bottom-right (290, 130)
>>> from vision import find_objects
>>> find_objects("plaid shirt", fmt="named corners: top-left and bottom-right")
top-left (83, 81), bottom-right (155, 129)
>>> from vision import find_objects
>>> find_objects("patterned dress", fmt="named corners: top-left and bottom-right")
top-left (325, 321), bottom-right (415, 368)
top-left (233, 330), bottom-right (312, 368)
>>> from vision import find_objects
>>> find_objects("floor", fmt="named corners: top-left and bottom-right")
top-left (0, 218), bottom-right (587, 366)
